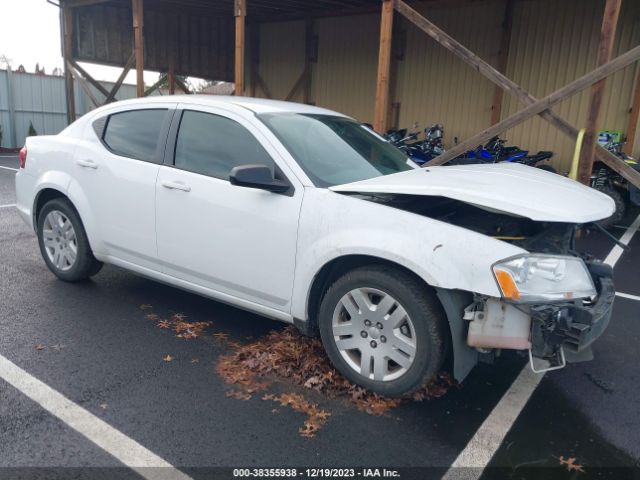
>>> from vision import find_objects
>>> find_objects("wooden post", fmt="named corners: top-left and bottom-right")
top-left (62, 5), bottom-right (76, 123)
top-left (374, 0), bottom-right (394, 133)
top-left (132, 0), bottom-right (145, 98)
top-left (428, 45), bottom-right (640, 166)
top-left (393, 0), bottom-right (640, 188)
top-left (578, 0), bottom-right (622, 185)
top-left (490, 0), bottom-right (514, 125)
top-left (624, 64), bottom-right (640, 155)
top-left (235, 0), bottom-right (246, 96)
top-left (303, 18), bottom-right (314, 104)
top-left (249, 22), bottom-right (259, 97)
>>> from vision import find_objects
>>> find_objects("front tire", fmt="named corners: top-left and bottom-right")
top-left (318, 265), bottom-right (448, 397)
top-left (37, 198), bottom-right (103, 282)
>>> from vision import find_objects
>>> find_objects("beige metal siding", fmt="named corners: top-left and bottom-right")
top-left (312, 14), bottom-right (380, 121)
top-left (393, 1), bottom-right (505, 146)
top-left (257, 21), bottom-right (306, 101)
top-left (256, 0), bottom-right (640, 171)
top-left (502, 0), bottom-right (640, 171)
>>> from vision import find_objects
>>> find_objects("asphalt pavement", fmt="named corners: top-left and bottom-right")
top-left (0, 154), bottom-right (638, 479)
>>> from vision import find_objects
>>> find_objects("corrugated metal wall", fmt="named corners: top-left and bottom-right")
top-left (0, 70), bottom-right (137, 149)
top-left (502, 0), bottom-right (640, 170)
top-left (258, 21), bottom-right (306, 101)
top-left (256, 0), bottom-right (640, 173)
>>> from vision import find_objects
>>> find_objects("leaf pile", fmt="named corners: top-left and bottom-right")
top-left (216, 326), bottom-right (457, 416)
top-left (153, 312), bottom-right (212, 340)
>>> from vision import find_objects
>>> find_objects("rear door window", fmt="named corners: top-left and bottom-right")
top-left (102, 109), bottom-right (167, 163)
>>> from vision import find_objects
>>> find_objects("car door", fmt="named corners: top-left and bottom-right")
top-left (71, 105), bottom-right (174, 269)
top-left (155, 106), bottom-right (303, 315)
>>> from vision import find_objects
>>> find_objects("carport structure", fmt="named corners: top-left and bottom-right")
top-left (59, 0), bottom-right (640, 186)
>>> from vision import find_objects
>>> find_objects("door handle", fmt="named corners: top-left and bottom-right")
top-left (161, 180), bottom-right (191, 192)
top-left (76, 159), bottom-right (98, 169)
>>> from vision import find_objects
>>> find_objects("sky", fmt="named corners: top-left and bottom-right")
top-left (1, 0), bottom-right (169, 86)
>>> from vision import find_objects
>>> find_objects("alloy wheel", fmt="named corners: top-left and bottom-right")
top-left (331, 287), bottom-right (417, 382)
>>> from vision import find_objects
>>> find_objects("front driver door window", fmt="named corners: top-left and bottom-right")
top-left (155, 108), bottom-right (303, 314)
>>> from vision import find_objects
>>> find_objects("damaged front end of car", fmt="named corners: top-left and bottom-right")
top-left (377, 194), bottom-right (616, 373)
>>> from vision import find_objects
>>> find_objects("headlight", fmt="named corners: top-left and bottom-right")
top-left (492, 254), bottom-right (596, 303)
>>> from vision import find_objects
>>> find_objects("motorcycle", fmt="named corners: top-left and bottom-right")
top-left (590, 137), bottom-right (640, 228)
top-left (451, 136), bottom-right (555, 171)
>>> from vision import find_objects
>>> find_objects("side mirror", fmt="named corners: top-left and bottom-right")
top-left (229, 164), bottom-right (290, 193)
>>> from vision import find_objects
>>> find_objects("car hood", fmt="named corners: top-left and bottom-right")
top-left (329, 163), bottom-right (615, 223)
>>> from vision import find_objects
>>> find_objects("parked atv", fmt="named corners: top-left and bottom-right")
top-left (591, 139), bottom-right (640, 228)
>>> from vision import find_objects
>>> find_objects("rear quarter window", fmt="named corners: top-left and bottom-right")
top-left (100, 109), bottom-right (168, 163)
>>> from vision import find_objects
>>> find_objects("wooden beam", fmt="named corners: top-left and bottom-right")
top-left (144, 77), bottom-right (164, 96)
top-left (175, 77), bottom-right (192, 94)
top-left (428, 45), bottom-right (640, 167)
top-left (255, 72), bottom-right (273, 99)
top-left (234, 0), bottom-right (246, 96)
top-left (67, 0), bottom-right (112, 8)
top-left (132, 0), bottom-right (145, 98)
top-left (490, 0), bottom-right (514, 125)
top-left (69, 60), bottom-right (111, 98)
top-left (394, 0), bottom-right (640, 188)
top-left (62, 5), bottom-right (76, 123)
top-left (374, 0), bottom-right (394, 133)
top-left (105, 52), bottom-right (136, 103)
top-left (68, 61), bottom-right (100, 108)
top-left (578, 0), bottom-right (622, 185)
top-left (625, 64), bottom-right (640, 155)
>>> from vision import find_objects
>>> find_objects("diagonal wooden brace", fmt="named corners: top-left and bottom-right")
top-left (395, 0), bottom-right (640, 188)
top-left (426, 45), bottom-right (640, 168)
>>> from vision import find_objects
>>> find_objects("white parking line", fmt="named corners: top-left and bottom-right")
top-left (605, 213), bottom-right (640, 266)
top-left (0, 165), bottom-right (18, 172)
top-left (0, 354), bottom-right (192, 480)
top-left (443, 213), bottom-right (640, 477)
top-left (0, 204), bottom-right (16, 209)
top-left (616, 291), bottom-right (640, 302)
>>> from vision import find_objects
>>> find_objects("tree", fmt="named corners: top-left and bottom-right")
top-left (28, 122), bottom-right (38, 137)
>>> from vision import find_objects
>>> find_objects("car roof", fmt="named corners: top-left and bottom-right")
top-left (101, 95), bottom-right (347, 117)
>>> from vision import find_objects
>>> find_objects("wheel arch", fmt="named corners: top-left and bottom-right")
top-left (32, 185), bottom-right (102, 257)
top-left (298, 254), bottom-right (477, 383)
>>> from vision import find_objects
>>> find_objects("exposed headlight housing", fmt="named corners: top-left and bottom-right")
top-left (492, 254), bottom-right (596, 303)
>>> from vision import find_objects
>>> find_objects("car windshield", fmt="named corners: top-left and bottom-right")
top-left (258, 113), bottom-right (417, 187)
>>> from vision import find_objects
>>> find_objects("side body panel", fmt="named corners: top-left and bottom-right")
top-left (155, 104), bottom-right (304, 314)
top-left (291, 188), bottom-right (528, 321)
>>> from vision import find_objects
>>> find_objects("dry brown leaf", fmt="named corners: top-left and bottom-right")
top-left (145, 314), bottom-right (160, 321)
top-left (559, 456), bottom-right (585, 473)
top-left (226, 390), bottom-right (252, 401)
top-left (163, 355), bottom-right (174, 362)
top-left (157, 320), bottom-right (171, 329)
top-left (139, 304), bottom-right (152, 310)
top-left (34, 344), bottom-right (46, 351)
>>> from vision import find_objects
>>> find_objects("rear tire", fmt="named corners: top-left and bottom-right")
top-left (595, 186), bottom-right (625, 229)
top-left (37, 198), bottom-right (103, 282)
top-left (318, 265), bottom-right (448, 397)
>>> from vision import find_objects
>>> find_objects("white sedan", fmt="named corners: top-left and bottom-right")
top-left (15, 96), bottom-right (616, 396)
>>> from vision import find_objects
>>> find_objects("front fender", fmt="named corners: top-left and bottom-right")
top-left (291, 189), bottom-right (526, 320)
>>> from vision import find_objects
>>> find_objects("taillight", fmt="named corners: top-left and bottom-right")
top-left (19, 147), bottom-right (27, 168)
